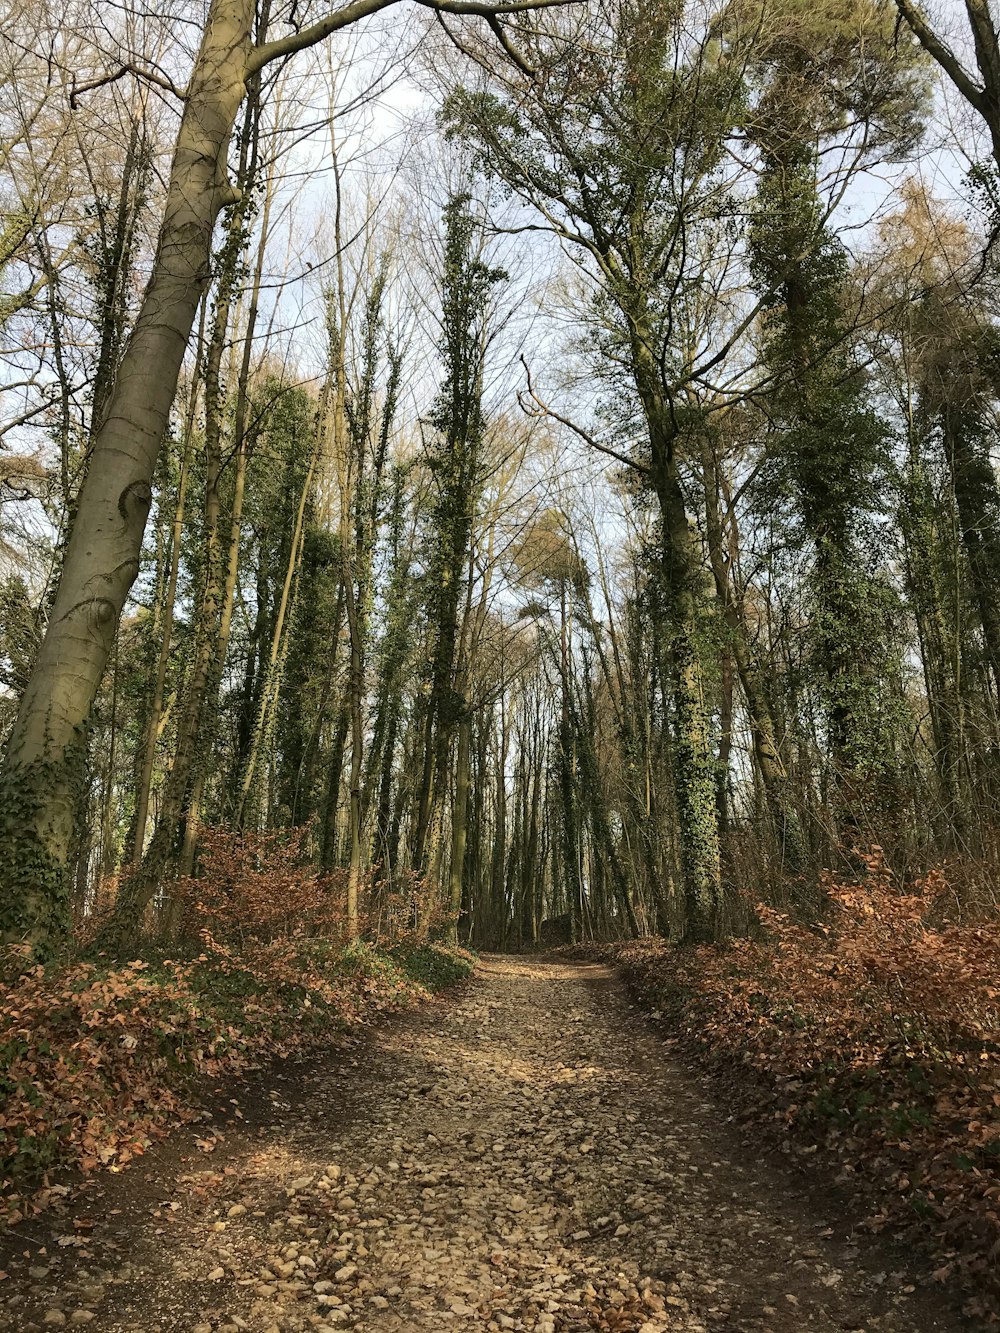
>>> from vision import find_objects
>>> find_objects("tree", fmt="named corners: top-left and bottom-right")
top-left (895, 0), bottom-right (1000, 182)
top-left (0, 0), bottom-right (576, 952)
top-left (411, 194), bottom-right (504, 874)
top-left (745, 0), bottom-right (926, 837)
top-left (443, 0), bottom-right (749, 935)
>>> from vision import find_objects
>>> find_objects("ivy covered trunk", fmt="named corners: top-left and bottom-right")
top-left (899, 421), bottom-right (968, 840)
top-left (411, 197), bottom-right (500, 878)
top-left (749, 115), bottom-right (900, 845)
top-left (941, 402), bottom-right (1000, 698)
top-left (0, 0), bottom-right (254, 949)
top-left (700, 428), bottom-right (801, 874)
top-left (636, 340), bottom-right (722, 941)
top-left (658, 509), bottom-right (723, 940)
top-left (446, 714), bottom-right (472, 943)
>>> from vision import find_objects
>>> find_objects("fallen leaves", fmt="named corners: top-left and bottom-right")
top-left (0, 956), bottom-right (960, 1333)
top-left (0, 928), bottom-right (474, 1229)
top-left (584, 861), bottom-right (1000, 1317)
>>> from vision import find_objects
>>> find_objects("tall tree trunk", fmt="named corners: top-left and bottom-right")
top-left (699, 428), bottom-right (801, 873)
top-left (341, 545), bottom-right (364, 938)
top-left (321, 691), bottom-right (351, 872)
top-left (634, 337), bottom-right (722, 939)
top-left (900, 406), bottom-right (968, 842)
top-left (132, 332), bottom-right (203, 862)
top-left (178, 432), bottom-right (250, 877)
top-left (558, 582), bottom-right (583, 944)
top-left (0, 0), bottom-right (512, 946)
top-left (0, 1), bottom-right (254, 946)
top-left (236, 449), bottom-right (316, 824)
top-left (942, 404), bottom-right (1000, 699)
top-left (446, 714), bottom-right (472, 943)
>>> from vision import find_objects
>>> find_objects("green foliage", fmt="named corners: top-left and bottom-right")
top-left (276, 524), bottom-right (343, 824)
top-left (0, 753), bottom-right (86, 954)
top-left (399, 942), bottom-right (477, 989)
top-left (749, 100), bottom-right (906, 793)
top-left (743, 0), bottom-right (929, 164)
top-left (0, 575), bottom-right (39, 738)
top-left (216, 375), bottom-right (316, 804)
top-left (409, 193), bottom-right (506, 871)
top-left (0, 0), bottom-right (986, 1055)
top-left (425, 193), bottom-right (503, 541)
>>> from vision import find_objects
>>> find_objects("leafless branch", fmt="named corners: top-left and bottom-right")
top-left (250, 0), bottom-right (577, 72)
top-left (518, 358), bottom-right (650, 476)
top-left (69, 64), bottom-right (186, 110)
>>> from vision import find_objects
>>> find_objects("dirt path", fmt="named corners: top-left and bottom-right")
top-left (0, 957), bottom-right (972, 1333)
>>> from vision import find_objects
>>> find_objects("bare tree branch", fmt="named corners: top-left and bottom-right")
top-left (518, 357), bottom-right (651, 476)
top-left (69, 64), bottom-right (186, 110)
top-left (250, 0), bottom-right (575, 73)
top-left (894, 0), bottom-right (986, 115)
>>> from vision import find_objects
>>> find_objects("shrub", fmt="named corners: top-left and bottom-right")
top-left (606, 853), bottom-right (1000, 1318)
top-left (401, 942), bottom-right (477, 990)
top-left (0, 825), bottom-right (475, 1230)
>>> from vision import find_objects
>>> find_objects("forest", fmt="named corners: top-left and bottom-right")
top-left (5, 0), bottom-right (1000, 1326)
top-left (6, 0), bottom-right (1000, 952)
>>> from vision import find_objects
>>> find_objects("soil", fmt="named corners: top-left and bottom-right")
top-left (0, 957), bottom-right (976, 1332)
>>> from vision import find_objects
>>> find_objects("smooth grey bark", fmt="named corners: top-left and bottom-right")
top-left (0, 2), bottom-right (251, 947)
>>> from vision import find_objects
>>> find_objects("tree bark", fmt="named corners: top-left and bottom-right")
top-left (0, 0), bottom-right (552, 947)
top-left (446, 713), bottom-right (472, 943)
top-left (631, 330), bottom-right (722, 940)
top-left (131, 348), bottom-right (202, 864)
top-left (0, 1), bottom-right (252, 945)
top-left (236, 448), bottom-right (316, 825)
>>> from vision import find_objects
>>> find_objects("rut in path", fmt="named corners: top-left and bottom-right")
top-left (0, 957), bottom-right (970, 1333)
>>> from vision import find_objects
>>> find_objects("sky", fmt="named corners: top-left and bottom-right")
top-left (0, 0), bottom-right (995, 600)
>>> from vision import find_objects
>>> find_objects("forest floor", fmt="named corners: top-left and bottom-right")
top-left (0, 956), bottom-right (973, 1333)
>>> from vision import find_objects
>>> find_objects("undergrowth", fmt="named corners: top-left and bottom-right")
top-left (0, 826), bottom-right (475, 1228)
top-left (564, 850), bottom-right (1000, 1323)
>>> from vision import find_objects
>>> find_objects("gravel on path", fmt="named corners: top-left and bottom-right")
top-left (0, 956), bottom-right (972, 1332)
